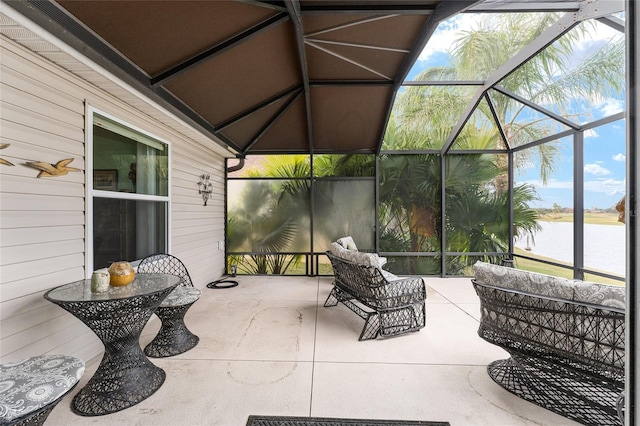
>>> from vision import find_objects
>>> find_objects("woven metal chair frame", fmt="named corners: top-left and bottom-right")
top-left (48, 287), bottom-right (175, 416)
top-left (472, 280), bottom-right (625, 426)
top-left (325, 251), bottom-right (426, 341)
top-left (144, 302), bottom-right (200, 357)
top-left (137, 253), bottom-right (200, 357)
top-left (137, 253), bottom-right (194, 288)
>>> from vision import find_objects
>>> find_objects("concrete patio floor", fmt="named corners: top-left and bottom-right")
top-left (46, 275), bottom-right (581, 425)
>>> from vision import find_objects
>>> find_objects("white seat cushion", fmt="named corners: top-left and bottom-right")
top-left (160, 286), bottom-right (201, 307)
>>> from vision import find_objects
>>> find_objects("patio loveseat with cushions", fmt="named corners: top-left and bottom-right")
top-left (325, 237), bottom-right (426, 341)
top-left (472, 261), bottom-right (625, 426)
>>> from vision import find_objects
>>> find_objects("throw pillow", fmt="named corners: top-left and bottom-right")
top-left (336, 236), bottom-right (358, 251)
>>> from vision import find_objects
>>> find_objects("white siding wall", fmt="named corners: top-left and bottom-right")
top-left (0, 36), bottom-right (227, 363)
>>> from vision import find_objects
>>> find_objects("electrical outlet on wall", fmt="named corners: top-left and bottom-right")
top-left (218, 240), bottom-right (225, 251)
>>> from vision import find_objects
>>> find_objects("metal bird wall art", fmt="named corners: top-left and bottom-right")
top-left (0, 143), bottom-right (15, 166)
top-left (26, 158), bottom-right (81, 178)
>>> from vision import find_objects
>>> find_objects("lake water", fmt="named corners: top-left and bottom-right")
top-left (514, 221), bottom-right (626, 276)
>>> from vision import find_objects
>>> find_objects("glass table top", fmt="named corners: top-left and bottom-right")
top-left (44, 273), bottom-right (180, 303)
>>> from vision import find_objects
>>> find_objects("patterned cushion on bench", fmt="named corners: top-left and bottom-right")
top-left (572, 280), bottom-right (625, 309)
top-left (473, 261), bottom-right (574, 300)
top-left (330, 242), bottom-right (386, 269)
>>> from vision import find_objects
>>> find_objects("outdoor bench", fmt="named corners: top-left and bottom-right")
top-left (472, 261), bottom-right (625, 426)
top-left (325, 246), bottom-right (426, 341)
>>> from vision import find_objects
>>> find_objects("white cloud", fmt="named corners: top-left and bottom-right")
top-left (597, 98), bottom-right (624, 116)
top-left (418, 14), bottom-right (485, 62)
top-left (584, 178), bottom-right (626, 196)
top-left (584, 129), bottom-right (598, 138)
top-left (577, 19), bottom-right (624, 47)
top-left (521, 176), bottom-right (625, 206)
top-left (613, 153), bottom-right (625, 162)
top-left (520, 178), bottom-right (573, 190)
top-left (584, 163), bottom-right (611, 176)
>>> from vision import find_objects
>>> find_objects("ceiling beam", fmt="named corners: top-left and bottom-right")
top-left (300, 4), bottom-right (436, 15)
top-left (597, 15), bottom-right (626, 33)
top-left (285, 0), bottom-right (315, 154)
top-left (304, 38), bottom-right (410, 54)
top-left (215, 86), bottom-right (302, 130)
top-left (309, 80), bottom-right (393, 86)
top-left (484, 92), bottom-right (510, 150)
top-left (305, 15), bottom-right (396, 38)
top-left (236, 0), bottom-right (288, 13)
top-left (244, 91), bottom-right (303, 153)
top-left (402, 80), bottom-right (484, 86)
top-left (492, 85), bottom-right (581, 130)
top-left (151, 12), bottom-right (289, 87)
top-left (468, 2), bottom-right (581, 13)
top-left (305, 40), bottom-right (393, 80)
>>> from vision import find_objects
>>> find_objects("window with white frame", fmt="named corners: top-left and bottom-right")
top-left (90, 111), bottom-right (169, 269)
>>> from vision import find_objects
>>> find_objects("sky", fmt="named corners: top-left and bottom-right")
top-left (404, 12), bottom-right (626, 210)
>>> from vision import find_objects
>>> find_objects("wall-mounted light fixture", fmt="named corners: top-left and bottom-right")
top-left (197, 174), bottom-right (212, 206)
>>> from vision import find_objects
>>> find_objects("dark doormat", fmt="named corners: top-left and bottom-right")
top-left (246, 416), bottom-right (450, 426)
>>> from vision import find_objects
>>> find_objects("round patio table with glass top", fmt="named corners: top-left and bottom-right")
top-left (43, 273), bottom-right (180, 416)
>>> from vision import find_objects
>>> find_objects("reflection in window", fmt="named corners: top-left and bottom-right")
top-left (93, 198), bottom-right (166, 269)
top-left (93, 115), bottom-right (168, 196)
top-left (91, 112), bottom-right (169, 269)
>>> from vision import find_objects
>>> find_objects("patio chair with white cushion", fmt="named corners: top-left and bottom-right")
top-left (137, 253), bottom-right (201, 357)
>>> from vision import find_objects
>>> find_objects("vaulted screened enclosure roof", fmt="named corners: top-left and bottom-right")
top-left (6, 0), bottom-right (618, 157)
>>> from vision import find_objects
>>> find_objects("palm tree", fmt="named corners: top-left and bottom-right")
top-left (391, 13), bottom-right (624, 183)
top-left (379, 134), bottom-right (541, 274)
top-left (227, 156), bottom-right (310, 274)
top-left (228, 155), bottom-right (377, 273)
top-left (377, 13), bottom-right (622, 273)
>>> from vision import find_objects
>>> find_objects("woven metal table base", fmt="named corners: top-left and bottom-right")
top-left (144, 302), bottom-right (199, 358)
top-left (488, 355), bottom-right (623, 426)
top-left (325, 287), bottom-right (425, 341)
top-left (6, 400), bottom-right (60, 426)
top-left (48, 285), bottom-right (176, 416)
top-left (72, 346), bottom-right (166, 416)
